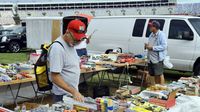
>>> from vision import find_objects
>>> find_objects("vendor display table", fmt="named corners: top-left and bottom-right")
top-left (96, 59), bottom-right (145, 67)
top-left (0, 66), bottom-right (110, 105)
top-left (95, 59), bottom-right (146, 87)
top-left (0, 76), bottom-right (37, 105)
top-left (0, 58), bottom-right (146, 105)
top-left (81, 65), bottom-right (110, 74)
top-left (81, 65), bottom-right (111, 87)
top-left (0, 77), bottom-right (36, 86)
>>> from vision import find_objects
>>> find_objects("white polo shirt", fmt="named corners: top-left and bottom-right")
top-left (48, 37), bottom-right (80, 95)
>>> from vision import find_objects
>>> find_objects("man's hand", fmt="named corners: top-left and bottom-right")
top-left (51, 73), bottom-right (84, 102)
top-left (145, 43), bottom-right (153, 50)
top-left (72, 90), bottom-right (84, 102)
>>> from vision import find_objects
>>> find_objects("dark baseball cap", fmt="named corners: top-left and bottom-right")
top-left (148, 20), bottom-right (160, 29)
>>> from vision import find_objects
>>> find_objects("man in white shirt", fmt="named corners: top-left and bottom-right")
top-left (49, 19), bottom-right (87, 103)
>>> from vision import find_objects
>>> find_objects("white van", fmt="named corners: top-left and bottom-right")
top-left (86, 15), bottom-right (200, 75)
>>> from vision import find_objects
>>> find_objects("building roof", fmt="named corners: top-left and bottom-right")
top-left (94, 15), bottom-right (200, 19)
top-left (23, 15), bottom-right (200, 20)
top-left (0, 0), bottom-right (161, 4)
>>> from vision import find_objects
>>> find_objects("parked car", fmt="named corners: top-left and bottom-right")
top-left (0, 25), bottom-right (3, 30)
top-left (0, 26), bottom-right (26, 52)
top-left (0, 29), bottom-right (13, 36)
top-left (86, 15), bottom-right (200, 76)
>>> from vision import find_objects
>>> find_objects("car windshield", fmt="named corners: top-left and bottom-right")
top-left (2, 30), bottom-right (12, 35)
top-left (10, 27), bottom-right (24, 34)
top-left (189, 18), bottom-right (200, 36)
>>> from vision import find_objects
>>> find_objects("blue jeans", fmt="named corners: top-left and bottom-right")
top-left (76, 48), bottom-right (87, 57)
top-left (52, 94), bottom-right (63, 103)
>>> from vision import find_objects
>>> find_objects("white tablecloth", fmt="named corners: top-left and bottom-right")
top-left (168, 95), bottom-right (200, 112)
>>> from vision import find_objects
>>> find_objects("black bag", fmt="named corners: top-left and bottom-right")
top-left (93, 86), bottom-right (110, 98)
top-left (34, 41), bottom-right (64, 91)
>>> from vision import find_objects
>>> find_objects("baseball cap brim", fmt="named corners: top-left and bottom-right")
top-left (69, 29), bottom-right (86, 41)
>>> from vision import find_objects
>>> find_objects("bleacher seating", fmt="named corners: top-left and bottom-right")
top-left (2, 0), bottom-right (199, 25)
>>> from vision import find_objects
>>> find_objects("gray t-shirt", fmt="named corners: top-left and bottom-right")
top-left (148, 31), bottom-right (159, 64)
top-left (48, 36), bottom-right (80, 95)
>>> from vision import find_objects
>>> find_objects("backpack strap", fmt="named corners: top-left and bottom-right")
top-left (44, 41), bottom-right (64, 50)
top-left (53, 41), bottom-right (65, 49)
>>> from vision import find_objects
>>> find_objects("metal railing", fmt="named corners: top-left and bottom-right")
top-left (0, 0), bottom-right (177, 11)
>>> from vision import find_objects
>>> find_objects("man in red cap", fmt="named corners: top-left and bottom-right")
top-left (48, 19), bottom-right (86, 103)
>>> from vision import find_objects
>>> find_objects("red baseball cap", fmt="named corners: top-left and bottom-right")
top-left (148, 21), bottom-right (160, 29)
top-left (67, 19), bottom-right (86, 41)
top-left (148, 22), bottom-right (153, 27)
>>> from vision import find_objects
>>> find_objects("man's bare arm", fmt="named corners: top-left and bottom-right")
top-left (51, 72), bottom-right (84, 102)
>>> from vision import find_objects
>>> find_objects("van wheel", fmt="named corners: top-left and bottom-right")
top-left (9, 41), bottom-right (21, 53)
top-left (194, 63), bottom-right (200, 76)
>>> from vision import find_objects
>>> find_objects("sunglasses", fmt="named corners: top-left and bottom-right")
top-left (68, 31), bottom-right (86, 44)
top-left (73, 29), bottom-right (87, 34)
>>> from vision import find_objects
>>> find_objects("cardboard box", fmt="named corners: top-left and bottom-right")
top-left (116, 86), bottom-right (141, 99)
top-left (122, 85), bottom-right (141, 94)
top-left (148, 90), bottom-right (177, 109)
top-left (19, 102), bottom-right (40, 110)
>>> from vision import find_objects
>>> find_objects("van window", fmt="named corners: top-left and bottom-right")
top-left (132, 19), bottom-right (146, 37)
top-left (169, 20), bottom-right (194, 40)
top-left (146, 19), bottom-right (165, 37)
top-left (189, 19), bottom-right (200, 36)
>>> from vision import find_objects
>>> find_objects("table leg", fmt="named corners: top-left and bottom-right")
top-left (7, 85), bottom-right (16, 105)
top-left (124, 68), bottom-right (127, 85)
top-left (111, 73), bottom-right (115, 82)
top-left (118, 67), bottom-right (126, 87)
top-left (141, 63), bottom-right (148, 87)
top-left (33, 89), bottom-right (39, 103)
top-left (30, 82), bottom-right (38, 102)
top-left (90, 73), bottom-right (94, 83)
top-left (141, 73), bottom-right (145, 87)
top-left (40, 91), bottom-right (46, 104)
top-left (107, 72), bottom-right (111, 81)
top-left (126, 65), bottom-right (131, 86)
top-left (118, 68), bottom-right (124, 82)
top-left (14, 83), bottom-right (21, 105)
top-left (97, 73), bottom-right (101, 84)
top-left (98, 71), bottom-right (105, 87)
top-left (98, 72), bottom-right (103, 87)
top-left (90, 72), bottom-right (99, 83)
